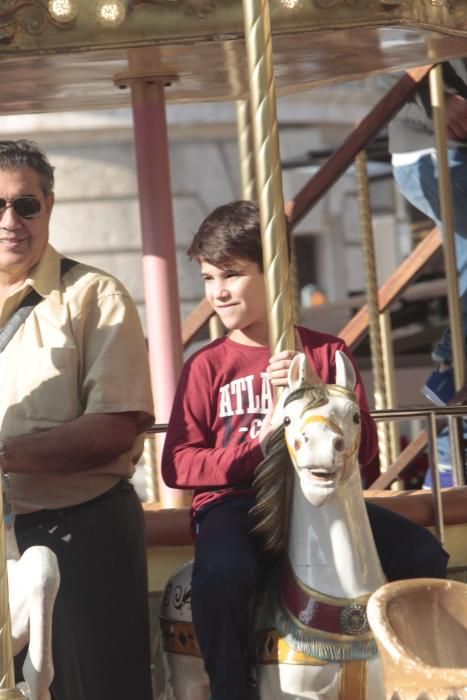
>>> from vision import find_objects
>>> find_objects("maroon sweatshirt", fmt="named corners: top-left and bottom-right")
top-left (162, 326), bottom-right (377, 519)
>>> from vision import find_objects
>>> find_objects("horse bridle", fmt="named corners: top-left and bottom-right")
top-left (285, 384), bottom-right (361, 467)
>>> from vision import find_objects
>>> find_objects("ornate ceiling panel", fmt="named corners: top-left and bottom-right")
top-left (1, 0), bottom-right (467, 52)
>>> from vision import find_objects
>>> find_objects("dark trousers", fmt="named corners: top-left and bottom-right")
top-left (191, 498), bottom-right (449, 700)
top-left (14, 480), bottom-right (153, 700)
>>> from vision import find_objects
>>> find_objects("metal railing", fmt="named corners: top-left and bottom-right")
top-left (145, 404), bottom-right (467, 544)
top-left (371, 405), bottom-right (467, 543)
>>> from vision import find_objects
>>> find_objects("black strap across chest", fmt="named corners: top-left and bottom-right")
top-left (0, 256), bottom-right (78, 354)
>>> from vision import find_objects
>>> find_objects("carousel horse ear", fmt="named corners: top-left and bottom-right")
top-left (271, 354), bottom-right (317, 427)
top-left (335, 350), bottom-right (356, 392)
top-left (288, 353), bottom-right (317, 390)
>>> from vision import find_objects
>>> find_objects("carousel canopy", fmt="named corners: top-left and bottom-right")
top-left (2, 0), bottom-right (467, 113)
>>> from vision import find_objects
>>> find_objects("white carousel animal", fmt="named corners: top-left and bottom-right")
top-left (3, 475), bottom-right (60, 700)
top-left (160, 351), bottom-right (386, 700)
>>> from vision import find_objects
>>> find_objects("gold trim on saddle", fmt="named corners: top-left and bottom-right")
top-left (256, 628), bottom-right (329, 665)
top-left (255, 626), bottom-right (369, 700)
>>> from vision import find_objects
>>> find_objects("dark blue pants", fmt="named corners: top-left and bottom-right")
top-left (191, 497), bottom-right (449, 700)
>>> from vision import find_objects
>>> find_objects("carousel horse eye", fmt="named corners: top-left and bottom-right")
top-left (284, 416), bottom-right (291, 426)
top-left (353, 413), bottom-right (360, 424)
top-left (335, 437), bottom-right (345, 452)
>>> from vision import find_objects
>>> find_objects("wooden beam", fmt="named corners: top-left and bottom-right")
top-left (286, 65), bottom-right (432, 228)
top-left (369, 432), bottom-right (428, 490)
top-left (340, 227), bottom-right (442, 348)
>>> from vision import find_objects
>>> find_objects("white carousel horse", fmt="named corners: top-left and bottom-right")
top-left (160, 351), bottom-right (386, 700)
top-left (3, 475), bottom-right (60, 700)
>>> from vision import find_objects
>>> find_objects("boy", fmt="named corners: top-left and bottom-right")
top-left (162, 200), bottom-right (448, 700)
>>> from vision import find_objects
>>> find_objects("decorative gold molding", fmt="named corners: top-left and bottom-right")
top-left (0, 1), bottom-right (75, 44)
top-left (130, 0), bottom-right (218, 18)
top-left (313, 0), bottom-right (371, 8)
top-left (2, 0), bottom-right (467, 56)
top-left (405, 0), bottom-right (467, 34)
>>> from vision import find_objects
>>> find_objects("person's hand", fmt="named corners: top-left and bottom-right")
top-left (266, 350), bottom-right (320, 387)
top-left (445, 94), bottom-right (467, 141)
top-left (267, 350), bottom-right (301, 387)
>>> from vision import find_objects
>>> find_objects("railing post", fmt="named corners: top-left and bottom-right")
top-left (426, 412), bottom-right (444, 543)
top-left (380, 311), bottom-right (401, 479)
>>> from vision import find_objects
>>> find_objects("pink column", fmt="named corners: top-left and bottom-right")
top-left (130, 75), bottom-right (189, 508)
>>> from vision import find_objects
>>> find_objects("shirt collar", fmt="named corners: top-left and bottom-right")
top-left (26, 244), bottom-right (63, 302)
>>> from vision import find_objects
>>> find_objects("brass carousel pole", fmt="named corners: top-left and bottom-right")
top-left (209, 97), bottom-right (257, 344)
top-left (242, 0), bottom-right (295, 353)
top-left (380, 311), bottom-right (401, 485)
top-left (209, 93), bottom-right (258, 343)
top-left (236, 98), bottom-right (257, 202)
top-left (237, 88), bottom-right (301, 325)
top-left (0, 475), bottom-right (22, 699)
top-left (429, 64), bottom-right (466, 486)
top-left (211, 45), bottom-right (258, 342)
top-left (355, 150), bottom-right (393, 472)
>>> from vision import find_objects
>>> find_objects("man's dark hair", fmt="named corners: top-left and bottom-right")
top-left (0, 140), bottom-right (54, 195)
top-left (188, 200), bottom-right (263, 271)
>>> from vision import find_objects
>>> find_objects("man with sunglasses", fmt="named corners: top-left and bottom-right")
top-left (0, 140), bottom-right (154, 700)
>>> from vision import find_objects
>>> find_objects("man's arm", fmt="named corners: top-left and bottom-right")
top-left (2, 411), bottom-right (146, 473)
top-left (380, 63), bottom-right (467, 142)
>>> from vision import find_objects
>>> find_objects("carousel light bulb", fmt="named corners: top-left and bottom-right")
top-left (97, 0), bottom-right (127, 27)
top-left (48, 0), bottom-right (78, 21)
top-left (280, 0), bottom-right (302, 8)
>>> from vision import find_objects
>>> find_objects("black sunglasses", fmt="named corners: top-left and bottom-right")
top-left (0, 196), bottom-right (42, 219)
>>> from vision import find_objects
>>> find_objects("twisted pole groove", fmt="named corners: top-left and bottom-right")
top-left (355, 151), bottom-right (392, 470)
top-left (243, 0), bottom-right (295, 354)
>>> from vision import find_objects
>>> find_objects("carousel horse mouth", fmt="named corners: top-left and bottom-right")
top-left (302, 467), bottom-right (339, 483)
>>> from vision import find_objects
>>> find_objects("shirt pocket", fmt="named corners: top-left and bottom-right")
top-left (12, 347), bottom-right (81, 423)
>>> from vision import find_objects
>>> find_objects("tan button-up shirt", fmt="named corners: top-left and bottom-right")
top-left (0, 244), bottom-right (154, 512)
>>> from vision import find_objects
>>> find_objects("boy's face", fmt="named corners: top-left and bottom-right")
top-left (200, 257), bottom-right (268, 344)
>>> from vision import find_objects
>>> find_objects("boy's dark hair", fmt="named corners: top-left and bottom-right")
top-left (0, 140), bottom-right (55, 195)
top-left (188, 200), bottom-right (263, 271)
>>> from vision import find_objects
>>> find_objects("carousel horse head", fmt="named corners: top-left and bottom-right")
top-left (253, 350), bottom-right (361, 553)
